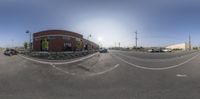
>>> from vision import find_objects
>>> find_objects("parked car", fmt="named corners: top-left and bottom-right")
top-left (4, 49), bottom-right (18, 56)
top-left (162, 49), bottom-right (172, 52)
top-left (148, 48), bottom-right (163, 53)
top-left (99, 48), bottom-right (108, 53)
top-left (148, 49), bottom-right (154, 53)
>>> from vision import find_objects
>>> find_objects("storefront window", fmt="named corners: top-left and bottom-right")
top-left (48, 36), bottom-right (56, 40)
top-left (76, 37), bottom-right (80, 41)
top-left (63, 36), bottom-right (70, 40)
top-left (64, 42), bottom-right (72, 51)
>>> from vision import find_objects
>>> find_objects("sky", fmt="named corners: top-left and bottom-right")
top-left (0, 0), bottom-right (200, 48)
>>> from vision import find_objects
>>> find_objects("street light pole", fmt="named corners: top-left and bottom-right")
top-left (87, 34), bottom-right (92, 42)
top-left (135, 31), bottom-right (138, 48)
top-left (87, 34), bottom-right (91, 51)
top-left (26, 30), bottom-right (32, 53)
top-left (99, 42), bottom-right (101, 48)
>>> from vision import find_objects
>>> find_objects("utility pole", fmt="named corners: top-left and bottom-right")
top-left (135, 31), bottom-right (138, 48)
top-left (119, 42), bottom-right (120, 48)
top-left (199, 43), bottom-right (200, 50)
top-left (11, 39), bottom-right (14, 48)
top-left (189, 34), bottom-right (191, 51)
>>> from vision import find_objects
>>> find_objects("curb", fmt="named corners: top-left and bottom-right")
top-left (19, 52), bottom-right (99, 65)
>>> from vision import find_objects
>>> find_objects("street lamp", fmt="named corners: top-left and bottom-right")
top-left (98, 42), bottom-right (101, 48)
top-left (26, 30), bottom-right (32, 53)
top-left (87, 34), bottom-right (92, 51)
top-left (87, 34), bottom-right (92, 40)
top-left (98, 37), bottom-right (103, 48)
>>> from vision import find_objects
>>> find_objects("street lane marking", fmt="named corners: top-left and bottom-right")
top-left (112, 53), bottom-right (200, 70)
top-left (50, 64), bottom-right (76, 75)
top-left (115, 52), bottom-right (198, 62)
top-left (176, 74), bottom-right (188, 77)
top-left (18, 53), bottom-right (98, 65)
top-left (89, 64), bottom-right (120, 76)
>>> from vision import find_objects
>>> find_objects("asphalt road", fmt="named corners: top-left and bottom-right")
top-left (0, 50), bottom-right (200, 99)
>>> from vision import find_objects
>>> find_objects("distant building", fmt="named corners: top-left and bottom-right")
top-left (166, 43), bottom-right (190, 50)
top-left (33, 30), bottom-right (99, 52)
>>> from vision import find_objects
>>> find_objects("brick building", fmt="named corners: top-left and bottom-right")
top-left (33, 30), bottom-right (99, 52)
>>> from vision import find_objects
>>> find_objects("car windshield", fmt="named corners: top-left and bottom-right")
top-left (0, 0), bottom-right (200, 99)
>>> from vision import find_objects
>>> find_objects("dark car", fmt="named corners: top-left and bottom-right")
top-left (99, 48), bottom-right (108, 53)
top-left (148, 48), bottom-right (163, 53)
top-left (4, 49), bottom-right (18, 56)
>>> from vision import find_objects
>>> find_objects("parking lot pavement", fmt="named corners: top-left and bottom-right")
top-left (53, 53), bottom-right (119, 76)
top-left (111, 50), bottom-right (199, 69)
top-left (1, 50), bottom-right (200, 99)
top-left (111, 50), bottom-right (198, 59)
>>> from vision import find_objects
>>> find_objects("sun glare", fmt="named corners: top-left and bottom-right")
top-left (98, 37), bottom-right (103, 42)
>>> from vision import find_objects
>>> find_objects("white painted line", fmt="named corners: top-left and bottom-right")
top-left (176, 74), bottom-right (188, 77)
top-left (19, 55), bottom-right (54, 64)
top-left (89, 64), bottom-right (120, 76)
top-left (50, 64), bottom-right (76, 75)
top-left (51, 64), bottom-right (119, 76)
top-left (19, 53), bottom-right (119, 76)
top-left (116, 52), bottom-right (198, 62)
top-left (18, 53), bottom-right (98, 65)
top-left (112, 53), bottom-right (199, 70)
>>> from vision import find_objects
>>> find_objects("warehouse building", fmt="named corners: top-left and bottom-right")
top-left (166, 43), bottom-right (191, 50)
top-left (33, 30), bottom-right (99, 52)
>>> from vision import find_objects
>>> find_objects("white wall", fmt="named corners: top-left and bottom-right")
top-left (166, 43), bottom-right (189, 50)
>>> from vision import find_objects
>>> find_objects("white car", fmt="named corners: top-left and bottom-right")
top-left (162, 49), bottom-right (172, 52)
top-left (4, 49), bottom-right (18, 56)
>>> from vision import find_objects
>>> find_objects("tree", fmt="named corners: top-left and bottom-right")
top-left (76, 40), bottom-right (84, 51)
top-left (193, 47), bottom-right (198, 50)
top-left (42, 39), bottom-right (49, 51)
top-left (24, 42), bottom-right (28, 49)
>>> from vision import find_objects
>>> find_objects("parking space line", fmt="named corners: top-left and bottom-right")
top-left (51, 64), bottom-right (119, 76)
top-left (112, 53), bottom-right (200, 70)
top-left (89, 64), bottom-right (120, 76)
top-left (50, 64), bottom-right (76, 75)
top-left (176, 74), bottom-right (188, 77)
top-left (19, 53), bottom-right (119, 76)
